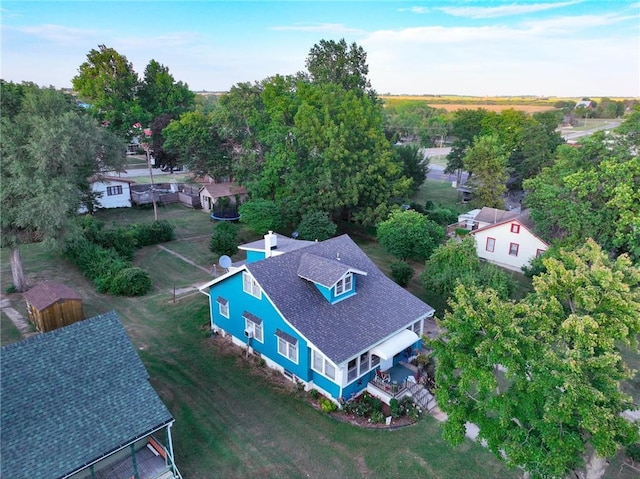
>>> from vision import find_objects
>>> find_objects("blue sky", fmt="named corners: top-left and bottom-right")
top-left (2, 1), bottom-right (638, 97)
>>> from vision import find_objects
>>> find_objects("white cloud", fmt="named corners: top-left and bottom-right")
top-left (271, 23), bottom-right (364, 34)
top-left (398, 7), bottom-right (431, 14)
top-left (439, 1), bottom-right (581, 19)
top-left (10, 24), bottom-right (98, 43)
top-left (523, 13), bottom-right (639, 32)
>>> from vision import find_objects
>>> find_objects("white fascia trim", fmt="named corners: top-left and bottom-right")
top-left (197, 265), bottom-right (247, 293)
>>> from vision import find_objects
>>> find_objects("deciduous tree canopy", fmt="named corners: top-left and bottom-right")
top-left (432, 239), bottom-right (640, 479)
top-left (1, 85), bottom-right (125, 291)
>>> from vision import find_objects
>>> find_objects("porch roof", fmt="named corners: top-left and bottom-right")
top-left (0, 311), bottom-right (173, 479)
top-left (370, 329), bottom-right (420, 360)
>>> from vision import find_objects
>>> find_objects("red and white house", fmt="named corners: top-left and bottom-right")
top-left (468, 208), bottom-right (548, 272)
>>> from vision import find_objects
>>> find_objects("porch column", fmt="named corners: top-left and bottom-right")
top-left (130, 443), bottom-right (139, 479)
top-left (166, 423), bottom-right (176, 471)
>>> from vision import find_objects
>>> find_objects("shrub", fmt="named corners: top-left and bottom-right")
top-left (370, 410), bottom-right (385, 423)
top-left (627, 443), bottom-right (640, 462)
top-left (296, 211), bottom-right (337, 241)
top-left (389, 398), bottom-right (401, 418)
top-left (131, 220), bottom-right (175, 246)
top-left (390, 260), bottom-right (414, 287)
top-left (209, 221), bottom-right (239, 257)
top-left (108, 267), bottom-right (153, 296)
top-left (310, 389), bottom-right (320, 400)
top-left (320, 397), bottom-right (337, 413)
top-left (454, 228), bottom-right (469, 236)
top-left (5, 284), bottom-right (17, 294)
top-left (426, 207), bottom-right (458, 226)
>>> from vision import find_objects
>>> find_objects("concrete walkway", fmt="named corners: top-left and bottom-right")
top-left (0, 295), bottom-right (36, 338)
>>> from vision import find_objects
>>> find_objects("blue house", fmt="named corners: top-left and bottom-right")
top-left (199, 232), bottom-right (435, 405)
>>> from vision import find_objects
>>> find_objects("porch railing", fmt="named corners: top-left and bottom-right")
top-left (369, 376), bottom-right (409, 398)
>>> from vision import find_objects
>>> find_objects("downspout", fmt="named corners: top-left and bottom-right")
top-left (166, 422), bottom-right (176, 473)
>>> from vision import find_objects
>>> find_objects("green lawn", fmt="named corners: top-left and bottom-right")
top-left (412, 179), bottom-right (468, 214)
top-left (2, 202), bottom-right (636, 479)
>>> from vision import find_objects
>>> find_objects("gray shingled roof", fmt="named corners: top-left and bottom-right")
top-left (0, 311), bottom-right (173, 479)
top-left (474, 207), bottom-right (520, 225)
top-left (22, 282), bottom-right (82, 311)
top-left (246, 235), bottom-right (434, 365)
top-left (297, 253), bottom-right (365, 288)
top-left (239, 233), bottom-right (315, 254)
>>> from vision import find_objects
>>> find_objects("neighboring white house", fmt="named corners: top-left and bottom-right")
top-left (467, 207), bottom-right (549, 272)
top-left (80, 176), bottom-right (134, 212)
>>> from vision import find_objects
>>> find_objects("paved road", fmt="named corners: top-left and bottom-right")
top-left (560, 119), bottom-right (622, 142)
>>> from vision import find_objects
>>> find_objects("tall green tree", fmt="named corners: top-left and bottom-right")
top-left (445, 108), bottom-right (489, 181)
top-left (295, 211), bottom-right (337, 242)
top-left (432, 239), bottom-right (640, 479)
top-left (305, 38), bottom-right (371, 94)
top-left (162, 111), bottom-right (228, 178)
top-left (72, 45), bottom-right (140, 137)
top-left (394, 144), bottom-right (428, 194)
top-left (463, 134), bottom-right (508, 208)
top-left (377, 209), bottom-right (444, 261)
top-left (421, 237), bottom-right (514, 302)
top-left (138, 59), bottom-right (195, 120)
top-left (1, 86), bottom-right (125, 292)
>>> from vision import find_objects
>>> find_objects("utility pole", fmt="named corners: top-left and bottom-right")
top-left (146, 146), bottom-right (158, 221)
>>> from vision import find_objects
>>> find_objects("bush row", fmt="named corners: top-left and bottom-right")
top-left (65, 238), bottom-right (152, 296)
top-left (79, 216), bottom-right (175, 260)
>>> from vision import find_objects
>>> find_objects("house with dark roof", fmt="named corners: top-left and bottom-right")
top-left (0, 311), bottom-right (181, 479)
top-left (466, 207), bottom-right (548, 271)
top-left (199, 232), bottom-right (436, 405)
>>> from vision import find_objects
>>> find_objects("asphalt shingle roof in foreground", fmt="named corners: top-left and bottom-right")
top-left (246, 234), bottom-right (434, 365)
top-left (0, 311), bottom-right (173, 479)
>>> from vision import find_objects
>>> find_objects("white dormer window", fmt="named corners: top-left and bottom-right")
top-left (335, 273), bottom-right (353, 296)
top-left (243, 272), bottom-right (261, 298)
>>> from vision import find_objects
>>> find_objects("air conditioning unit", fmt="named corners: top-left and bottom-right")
top-left (244, 329), bottom-right (254, 339)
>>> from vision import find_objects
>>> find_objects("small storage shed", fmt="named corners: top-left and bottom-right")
top-left (23, 282), bottom-right (84, 332)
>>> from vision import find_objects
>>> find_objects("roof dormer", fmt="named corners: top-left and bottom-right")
top-left (297, 253), bottom-right (367, 304)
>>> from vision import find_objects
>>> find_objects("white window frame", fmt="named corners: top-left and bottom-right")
top-left (359, 352), bottom-right (370, 376)
top-left (312, 349), bottom-right (336, 380)
top-left (242, 272), bottom-right (261, 298)
top-left (244, 317), bottom-right (263, 342)
top-left (218, 301), bottom-right (229, 319)
top-left (347, 358), bottom-right (358, 382)
top-left (277, 336), bottom-right (298, 363)
top-left (335, 273), bottom-right (353, 296)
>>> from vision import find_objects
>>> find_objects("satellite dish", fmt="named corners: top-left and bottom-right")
top-left (219, 255), bottom-right (232, 269)
top-left (292, 231), bottom-right (299, 239)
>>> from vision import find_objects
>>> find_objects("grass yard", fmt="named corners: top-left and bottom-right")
top-left (1, 201), bottom-right (637, 479)
top-left (412, 179), bottom-right (469, 214)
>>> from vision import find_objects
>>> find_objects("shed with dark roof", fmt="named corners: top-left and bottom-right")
top-left (0, 311), bottom-right (179, 479)
top-left (23, 281), bottom-right (84, 332)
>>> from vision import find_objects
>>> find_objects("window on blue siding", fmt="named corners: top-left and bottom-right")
top-left (243, 272), bottom-right (261, 298)
top-left (244, 312), bottom-right (263, 342)
top-left (217, 297), bottom-right (229, 318)
top-left (277, 337), bottom-right (298, 363)
top-left (335, 273), bottom-right (353, 296)
top-left (312, 349), bottom-right (336, 380)
top-left (347, 358), bottom-right (358, 382)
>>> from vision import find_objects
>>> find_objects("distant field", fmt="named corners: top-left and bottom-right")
top-left (381, 94), bottom-right (637, 113)
top-left (426, 103), bottom-right (555, 113)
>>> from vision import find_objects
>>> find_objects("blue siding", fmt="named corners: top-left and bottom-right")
top-left (246, 251), bottom-right (265, 264)
top-left (314, 283), bottom-right (332, 302)
top-left (313, 275), bottom-right (358, 304)
top-left (310, 370), bottom-right (341, 398)
top-left (209, 272), bottom-right (311, 381)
